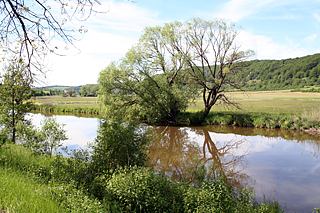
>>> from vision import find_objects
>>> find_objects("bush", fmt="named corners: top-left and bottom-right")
top-left (91, 121), bottom-right (149, 175)
top-left (105, 167), bottom-right (184, 212)
top-left (183, 180), bottom-right (234, 212)
top-left (50, 183), bottom-right (105, 213)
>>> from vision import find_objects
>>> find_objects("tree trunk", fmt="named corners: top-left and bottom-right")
top-left (12, 92), bottom-right (16, 144)
top-left (201, 105), bottom-right (212, 122)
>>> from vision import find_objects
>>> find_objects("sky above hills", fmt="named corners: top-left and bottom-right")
top-left (44, 0), bottom-right (320, 86)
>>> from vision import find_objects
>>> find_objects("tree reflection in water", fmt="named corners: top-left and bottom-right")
top-left (148, 126), bottom-right (249, 187)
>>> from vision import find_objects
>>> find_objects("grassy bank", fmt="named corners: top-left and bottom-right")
top-left (0, 144), bottom-right (105, 212)
top-left (32, 96), bottom-right (100, 116)
top-left (0, 143), bottom-right (282, 212)
top-left (0, 168), bottom-right (64, 213)
top-left (33, 104), bottom-right (100, 116)
top-left (179, 111), bottom-right (320, 130)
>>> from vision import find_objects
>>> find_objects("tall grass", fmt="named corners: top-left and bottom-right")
top-left (0, 144), bottom-right (107, 212)
top-left (301, 108), bottom-right (320, 122)
top-left (0, 168), bottom-right (64, 213)
top-left (33, 104), bottom-right (100, 117)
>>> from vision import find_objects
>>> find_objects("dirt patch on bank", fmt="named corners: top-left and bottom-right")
top-left (305, 128), bottom-right (320, 136)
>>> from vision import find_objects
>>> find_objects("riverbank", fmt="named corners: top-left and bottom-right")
top-left (179, 111), bottom-right (320, 130)
top-left (0, 143), bottom-right (282, 212)
top-left (32, 104), bottom-right (320, 136)
top-left (31, 90), bottom-right (320, 133)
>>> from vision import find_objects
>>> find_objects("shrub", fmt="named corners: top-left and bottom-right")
top-left (183, 180), bottom-right (234, 212)
top-left (105, 167), bottom-right (184, 212)
top-left (50, 183), bottom-right (105, 213)
top-left (91, 122), bottom-right (149, 175)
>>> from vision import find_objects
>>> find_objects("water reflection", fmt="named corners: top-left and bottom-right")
top-left (148, 126), bottom-right (249, 187)
top-left (28, 114), bottom-right (320, 212)
top-left (148, 126), bottom-right (320, 212)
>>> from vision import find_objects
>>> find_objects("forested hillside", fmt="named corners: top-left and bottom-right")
top-left (238, 53), bottom-right (320, 90)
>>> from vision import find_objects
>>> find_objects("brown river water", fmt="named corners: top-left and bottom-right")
top-left (30, 113), bottom-right (320, 212)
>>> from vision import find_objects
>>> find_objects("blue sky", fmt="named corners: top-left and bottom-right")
top-left (45, 0), bottom-right (320, 85)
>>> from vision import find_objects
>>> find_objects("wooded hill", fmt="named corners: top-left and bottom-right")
top-left (237, 53), bottom-right (320, 90)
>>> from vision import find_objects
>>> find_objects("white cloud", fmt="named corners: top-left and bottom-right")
top-left (84, 0), bottom-right (161, 35)
top-left (40, 0), bottom-right (160, 86)
top-left (214, 0), bottom-right (279, 22)
top-left (237, 30), bottom-right (311, 60)
top-left (304, 33), bottom-right (318, 43)
top-left (313, 12), bottom-right (320, 23)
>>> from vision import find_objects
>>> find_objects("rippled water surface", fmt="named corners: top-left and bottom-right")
top-left (30, 113), bottom-right (320, 212)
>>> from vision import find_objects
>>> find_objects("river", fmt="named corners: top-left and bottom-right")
top-left (30, 113), bottom-right (320, 212)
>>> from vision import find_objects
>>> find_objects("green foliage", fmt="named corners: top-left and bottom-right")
top-left (0, 59), bottom-right (33, 143)
top-left (40, 117), bottom-right (68, 156)
top-left (50, 183), bottom-right (104, 213)
top-left (18, 118), bottom-right (68, 156)
top-left (183, 180), bottom-right (234, 212)
top-left (105, 167), bottom-right (283, 213)
top-left (105, 167), bottom-right (184, 212)
top-left (80, 84), bottom-right (99, 97)
top-left (99, 23), bottom-right (196, 124)
top-left (91, 121), bottom-right (149, 174)
top-left (237, 54), bottom-right (320, 90)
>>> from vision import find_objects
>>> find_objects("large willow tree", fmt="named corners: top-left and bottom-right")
top-left (99, 18), bottom-right (252, 124)
top-left (99, 24), bottom-right (196, 124)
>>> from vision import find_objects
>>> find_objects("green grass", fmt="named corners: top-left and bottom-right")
top-left (0, 168), bottom-right (64, 213)
top-left (0, 144), bottom-right (106, 212)
top-left (188, 90), bottom-right (320, 115)
top-left (32, 96), bottom-right (100, 116)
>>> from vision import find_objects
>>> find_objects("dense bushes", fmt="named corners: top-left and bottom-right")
top-left (105, 167), bottom-right (282, 213)
top-left (50, 183), bottom-right (104, 212)
top-left (106, 167), bottom-right (184, 212)
top-left (91, 121), bottom-right (149, 175)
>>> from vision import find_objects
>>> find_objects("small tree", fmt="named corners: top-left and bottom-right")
top-left (40, 117), bottom-right (68, 156)
top-left (0, 59), bottom-right (32, 143)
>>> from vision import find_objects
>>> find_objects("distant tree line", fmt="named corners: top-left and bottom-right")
top-left (79, 84), bottom-right (99, 97)
top-left (236, 54), bottom-right (320, 90)
top-left (32, 84), bottom-right (99, 97)
top-left (32, 89), bottom-right (64, 96)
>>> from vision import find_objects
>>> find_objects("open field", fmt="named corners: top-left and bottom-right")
top-left (33, 90), bottom-right (320, 116)
top-left (189, 90), bottom-right (320, 115)
top-left (32, 96), bottom-right (99, 106)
